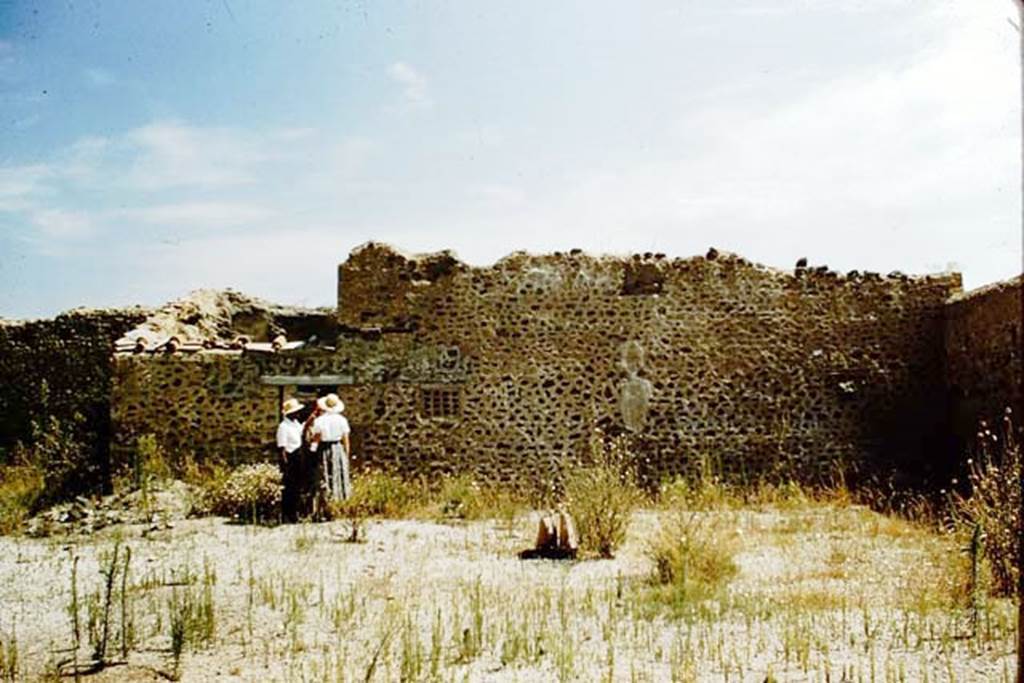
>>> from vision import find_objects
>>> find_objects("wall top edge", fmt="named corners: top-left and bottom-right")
top-left (342, 240), bottom-right (964, 286)
top-left (947, 274), bottom-right (1023, 305)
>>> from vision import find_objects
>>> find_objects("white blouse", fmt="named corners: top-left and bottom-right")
top-left (276, 418), bottom-right (303, 454)
top-left (312, 413), bottom-right (350, 443)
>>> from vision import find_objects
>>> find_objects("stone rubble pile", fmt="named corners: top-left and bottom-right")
top-left (25, 480), bottom-right (195, 537)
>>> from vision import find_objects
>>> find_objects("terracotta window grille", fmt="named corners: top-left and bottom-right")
top-left (420, 386), bottom-right (461, 419)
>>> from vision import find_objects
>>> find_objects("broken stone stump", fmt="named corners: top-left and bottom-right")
top-left (519, 511), bottom-right (578, 560)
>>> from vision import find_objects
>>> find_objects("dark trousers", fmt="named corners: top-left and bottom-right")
top-left (280, 449), bottom-right (317, 522)
top-left (280, 450), bottom-right (300, 523)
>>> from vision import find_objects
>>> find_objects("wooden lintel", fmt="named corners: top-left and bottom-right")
top-left (260, 375), bottom-right (353, 386)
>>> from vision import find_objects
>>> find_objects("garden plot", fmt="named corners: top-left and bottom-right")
top-left (0, 504), bottom-right (1015, 682)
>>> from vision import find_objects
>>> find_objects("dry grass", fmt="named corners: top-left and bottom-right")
top-left (643, 510), bottom-right (740, 616)
top-left (0, 463), bottom-right (45, 535)
top-left (331, 470), bottom-right (527, 531)
top-left (0, 491), bottom-right (1015, 681)
top-left (564, 431), bottom-right (643, 558)
top-left (951, 413), bottom-right (1021, 597)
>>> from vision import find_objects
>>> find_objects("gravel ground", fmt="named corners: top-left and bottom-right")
top-left (0, 504), bottom-right (1016, 682)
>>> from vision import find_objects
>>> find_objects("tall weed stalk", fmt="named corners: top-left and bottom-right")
top-left (564, 429), bottom-right (641, 558)
top-left (951, 411), bottom-right (1020, 597)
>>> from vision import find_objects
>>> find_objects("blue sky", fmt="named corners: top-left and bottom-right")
top-left (0, 1), bottom-right (1020, 318)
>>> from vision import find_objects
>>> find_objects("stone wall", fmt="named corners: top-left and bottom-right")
top-left (109, 291), bottom-right (339, 472)
top-left (113, 351), bottom-right (277, 469)
top-left (14, 246), bottom-right (1020, 497)
top-left (110, 337), bottom-right (464, 472)
top-left (0, 309), bottom-right (148, 491)
top-left (334, 243), bottom-right (962, 487)
top-left (945, 278), bottom-right (1022, 451)
top-left (109, 243), bottom-right (1015, 490)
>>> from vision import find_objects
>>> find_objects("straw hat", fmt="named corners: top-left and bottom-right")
top-left (281, 398), bottom-right (303, 416)
top-left (317, 393), bottom-right (345, 414)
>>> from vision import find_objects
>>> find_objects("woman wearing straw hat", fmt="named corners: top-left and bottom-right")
top-left (276, 397), bottom-right (306, 522)
top-left (308, 393), bottom-right (352, 515)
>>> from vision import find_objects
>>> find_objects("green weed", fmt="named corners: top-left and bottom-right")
top-left (642, 511), bottom-right (739, 616)
top-left (0, 628), bottom-right (18, 682)
top-left (564, 430), bottom-right (641, 558)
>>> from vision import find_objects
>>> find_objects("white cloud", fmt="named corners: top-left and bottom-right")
top-left (116, 201), bottom-right (273, 229)
top-left (60, 136), bottom-right (111, 183)
top-left (9, 122), bottom-right (317, 196)
top-left (124, 121), bottom-right (269, 190)
top-left (0, 139), bottom-right (115, 210)
top-left (2, 3), bottom-right (1019, 317)
top-left (300, 137), bottom-right (384, 197)
top-left (123, 228), bottom-right (344, 308)
top-left (467, 183), bottom-right (525, 208)
top-left (726, 0), bottom-right (912, 17)
top-left (430, 4), bottom-right (1019, 289)
top-left (274, 127), bottom-right (317, 142)
top-left (0, 164), bottom-right (53, 212)
top-left (0, 123), bottom-right (320, 247)
top-left (387, 62), bottom-right (432, 109)
top-left (31, 209), bottom-right (93, 239)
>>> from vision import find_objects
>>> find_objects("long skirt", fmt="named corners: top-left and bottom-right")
top-left (318, 442), bottom-right (352, 503)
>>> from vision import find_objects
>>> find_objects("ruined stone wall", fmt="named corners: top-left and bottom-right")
top-left (106, 244), bottom-right (968, 489)
top-left (112, 352), bottom-right (279, 470)
top-left (113, 352), bottom-right (327, 471)
top-left (110, 337), bottom-right (463, 472)
top-left (337, 244), bottom-right (961, 486)
top-left (0, 309), bottom-right (148, 490)
top-left (945, 278), bottom-right (1022, 451)
top-left (109, 292), bottom-right (340, 472)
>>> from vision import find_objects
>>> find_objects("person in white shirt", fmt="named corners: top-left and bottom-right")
top-left (308, 393), bottom-right (352, 513)
top-left (276, 397), bottom-right (306, 522)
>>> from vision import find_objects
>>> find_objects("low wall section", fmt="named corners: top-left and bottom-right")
top-left (945, 278), bottom-right (1022, 451)
top-left (0, 309), bottom-right (147, 490)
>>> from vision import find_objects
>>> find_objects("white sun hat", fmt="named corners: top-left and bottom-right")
top-left (281, 398), bottom-right (303, 416)
top-left (317, 393), bottom-right (345, 414)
